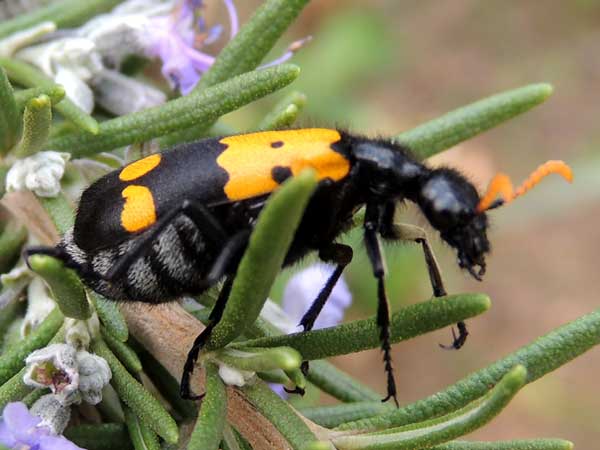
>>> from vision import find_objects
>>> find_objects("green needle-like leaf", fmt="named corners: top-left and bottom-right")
top-left (258, 91), bottom-right (307, 130)
top-left (306, 360), bottom-right (382, 403)
top-left (14, 94), bottom-right (52, 158)
top-left (0, 0), bottom-right (123, 39)
top-left (301, 402), bottom-right (393, 429)
top-left (0, 224), bottom-right (27, 274)
top-left (188, 363), bottom-right (227, 450)
top-left (48, 64), bottom-right (300, 157)
top-left (124, 406), bottom-right (161, 450)
top-left (206, 170), bottom-right (317, 350)
top-left (215, 346), bottom-right (302, 372)
top-left (430, 439), bottom-right (573, 450)
top-left (91, 338), bottom-right (179, 445)
top-left (38, 193), bottom-right (75, 235)
top-left (242, 381), bottom-right (319, 450)
top-left (0, 68), bottom-right (19, 154)
top-left (395, 83), bottom-right (553, 159)
top-left (22, 387), bottom-right (47, 407)
top-left (332, 366), bottom-right (527, 450)
top-left (0, 368), bottom-right (32, 409)
top-left (101, 327), bottom-right (142, 374)
top-left (14, 85), bottom-right (65, 111)
top-left (238, 293), bottom-right (490, 360)
top-left (161, 0), bottom-right (309, 146)
top-left (90, 292), bottom-right (129, 342)
top-left (195, 0), bottom-right (308, 91)
top-left (28, 254), bottom-right (91, 320)
top-left (339, 308), bottom-right (600, 431)
top-left (64, 424), bottom-right (132, 450)
top-left (0, 307), bottom-right (63, 385)
top-left (0, 58), bottom-right (99, 134)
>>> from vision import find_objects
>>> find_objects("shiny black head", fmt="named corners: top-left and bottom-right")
top-left (416, 168), bottom-right (490, 280)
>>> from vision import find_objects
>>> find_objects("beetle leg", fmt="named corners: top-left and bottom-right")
top-left (297, 243), bottom-right (353, 376)
top-left (364, 202), bottom-right (399, 407)
top-left (180, 229), bottom-right (250, 400)
top-left (383, 220), bottom-right (468, 350)
top-left (105, 199), bottom-right (228, 281)
top-left (181, 275), bottom-right (234, 400)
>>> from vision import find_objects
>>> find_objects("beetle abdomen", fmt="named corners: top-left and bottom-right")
top-left (60, 215), bottom-right (213, 303)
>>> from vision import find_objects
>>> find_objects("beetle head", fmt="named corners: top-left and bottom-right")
top-left (416, 168), bottom-right (490, 280)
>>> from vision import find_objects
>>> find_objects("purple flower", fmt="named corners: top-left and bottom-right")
top-left (145, 0), bottom-right (239, 94)
top-left (0, 402), bottom-right (84, 450)
top-left (282, 263), bottom-right (352, 332)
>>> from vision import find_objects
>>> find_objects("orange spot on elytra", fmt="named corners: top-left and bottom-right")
top-left (477, 160), bottom-right (573, 213)
top-left (121, 185), bottom-right (157, 232)
top-left (119, 154), bottom-right (161, 181)
top-left (217, 129), bottom-right (349, 201)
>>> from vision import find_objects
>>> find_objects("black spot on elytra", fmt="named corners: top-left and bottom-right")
top-left (271, 166), bottom-right (292, 184)
top-left (270, 141), bottom-right (284, 148)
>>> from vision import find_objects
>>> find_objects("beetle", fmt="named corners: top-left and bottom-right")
top-left (25, 128), bottom-right (572, 405)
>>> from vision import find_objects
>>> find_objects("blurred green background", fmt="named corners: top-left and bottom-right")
top-left (222, 0), bottom-right (600, 446)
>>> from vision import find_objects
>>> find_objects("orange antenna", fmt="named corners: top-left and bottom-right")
top-left (477, 160), bottom-right (573, 213)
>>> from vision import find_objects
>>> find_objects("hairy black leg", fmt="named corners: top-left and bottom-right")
top-left (383, 221), bottom-right (468, 350)
top-left (364, 202), bottom-right (398, 407)
top-left (299, 244), bottom-right (353, 332)
top-left (180, 276), bottom-right (234, 400)
top-left (105, 199), bottom-right (228, 281)
top-left (298, 243), bottom-right (353, 377)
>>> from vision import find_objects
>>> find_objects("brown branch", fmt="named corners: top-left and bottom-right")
top-left (121, 302), bottom-right (331, 449)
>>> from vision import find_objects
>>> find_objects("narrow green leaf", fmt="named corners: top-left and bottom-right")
top-left (0, 0), bottom-right (123, 39)
top-left (0, 307), bottom-right (63, 385)
top-left (430, 439), bottom-right (573, 450)
top-left (136, 347), bottom-right (198, 420)
top-left (0, 165), bottom-right (9, 198)
top-left (90, 292), bottom-right (128, 342)
top-left (91, 338), bottom-right (179, 445)
top-left (238, 293), bottom-right (490, 360)
top-left (242, 381), bottom-right (319, 450)
top-left (101, 327), bottom-right (142, 374)
top-left (161, 0), bottom-right (309, 146)
top-left (301, 402), bottom-right (393, 429)
top-left (332, 366), bottom-right (527, 450)
top-left (188, 363), bottom-right (227, 450)
top-left (257, 91), bottom-right (307, 130)
top-left (0, 58), bottom-right (99, 134)
top-left (195, 0), bottom-right (308, 90)
top-left (64, 423), bottom-right (133, 450)
top-left (206, 170), bottom-right (318, 350)
top-left (14, 94), bottom-right (52, 158)
top-left (38, 193), bottom-right (74, 235)
top-left (28, 255), bottom-right (91, 320)
top-left (124, 406), bottom-right (161, 450)
top-left (0, 224), bottom-right (27, 274)
top-left (306, 360), bottom-right (381, 403)
top-left (215, 346), bottom-right (302, 372)
top-left (48, 64), bottom-right (300, 157)
top-left (0, 68), bottom-right (19, 154)
top-left (339, 308), bottom-right (600, 431)
top-left (0, 300), bottom-right (23, 351)
top-left (14, 85), bottom-right (65, 110)
top-left (0, 368), bottom-right (32, 409)
top-left (395, 83), bottom-right (553, 159)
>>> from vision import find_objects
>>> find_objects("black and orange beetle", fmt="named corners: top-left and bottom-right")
top-left (25, 128), bottom-right (572, 405)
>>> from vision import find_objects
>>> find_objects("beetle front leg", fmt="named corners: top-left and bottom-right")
top-left (383, 221), bottom-right (468, 350)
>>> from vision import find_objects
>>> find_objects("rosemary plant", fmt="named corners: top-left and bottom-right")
top-left (0, 1), bottom-right (594, 449)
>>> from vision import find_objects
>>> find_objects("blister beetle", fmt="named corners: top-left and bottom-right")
top-left (26, 128), bottom-right (572, 404)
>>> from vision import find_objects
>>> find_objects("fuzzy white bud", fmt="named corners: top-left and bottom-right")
top-left (6, 151), bottom-right (70, 197)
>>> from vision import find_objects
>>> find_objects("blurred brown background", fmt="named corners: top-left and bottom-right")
top-left (228, 0), bottom-right (600, 446)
